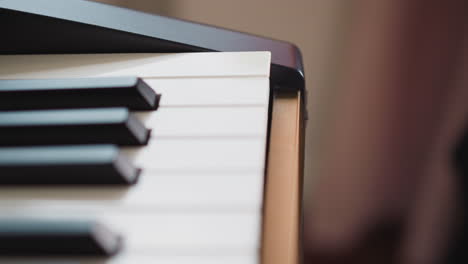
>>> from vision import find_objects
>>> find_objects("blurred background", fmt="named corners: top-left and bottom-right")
top-left (93, 0), bottom-right (349, 195)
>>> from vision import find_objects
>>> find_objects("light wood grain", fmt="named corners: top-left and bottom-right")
top-left (262, 92), bottom-right (304, 264)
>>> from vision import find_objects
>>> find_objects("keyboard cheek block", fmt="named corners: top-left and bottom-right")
top-left (0, 145), bottom-right (140, 185)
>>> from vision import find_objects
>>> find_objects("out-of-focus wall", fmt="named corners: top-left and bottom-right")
top-left (93, 0), bottom-right (348, 195)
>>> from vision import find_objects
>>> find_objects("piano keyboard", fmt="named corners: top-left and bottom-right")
top-left (0, 52), bottom-right (271, 263)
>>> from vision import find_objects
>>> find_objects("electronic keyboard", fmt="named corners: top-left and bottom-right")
top-left (0, 1), bottom-right (306, 264)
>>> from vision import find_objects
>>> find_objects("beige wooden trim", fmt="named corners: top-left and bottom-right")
top-left (262, 92), bottom-right (304, 264)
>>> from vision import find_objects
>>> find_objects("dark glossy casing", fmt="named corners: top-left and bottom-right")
top-left (0, 0), bottom-right (305, 93)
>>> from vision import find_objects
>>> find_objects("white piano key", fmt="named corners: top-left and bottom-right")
top-left (0, 210), bottom-right (262, 251)
top-left (0, 52), bottom-right (271, 79)
top-left (0, 172), bottom-right (265, 209)
top-left (136, 106), bottom-right (268, 137)
top-left (123, 138), bottom-right (267, 171)
top-left (146, 77), bottom-right (270, 106)
top-left (0, 255), bottom-right (258, 264)
top-left (0, 52), bottom-right (271, 264)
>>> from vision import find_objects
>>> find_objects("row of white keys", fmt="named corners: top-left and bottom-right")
top-left (136, 77), bottom-right (270, 138)
top-left (0, 52), bottom-right (271, 262)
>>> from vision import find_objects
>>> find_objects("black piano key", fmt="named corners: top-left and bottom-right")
top-left (0, 145), bottom-right (139, 185)
top-left (0, 108), bottom-right (150, 146)
top-left (0, 219), bottom-right (122, 256)
top-left (0, 77), bottom-right (160, 110)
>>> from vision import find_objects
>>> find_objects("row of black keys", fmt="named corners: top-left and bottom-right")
top-left (0, 77), bottom-right (159, 185)
top-left (1, 77), bottom-right (158, 146)
top-left (0, 77), bottom-right (159, 256)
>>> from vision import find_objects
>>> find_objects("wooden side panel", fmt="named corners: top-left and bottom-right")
top-left (262, 92), bottom-right (304, 264)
